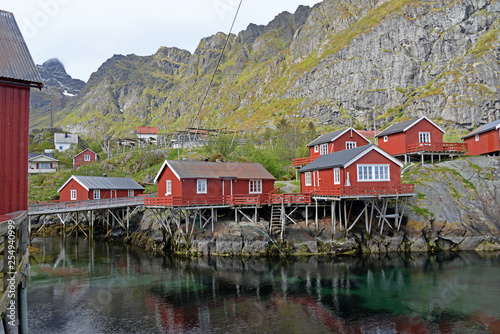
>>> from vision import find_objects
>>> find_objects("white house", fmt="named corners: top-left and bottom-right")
top-left (28, 153), bottom-right (59, 174)
top-left (54, 133), bottom-right (79, 152)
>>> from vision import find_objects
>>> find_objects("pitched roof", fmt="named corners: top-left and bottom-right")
top-left (154, 160), bottom-right (276, 183)
top-left (28, 152), bottom-right (55, 160)
top-left (307, 128), bottom-right (370, 147)
top-left (137, 126), bottom-right (158, 134)
top-left (0, 10), bottom-right (43, 87)
top-left (375, 116), bottom-right (445, 137)
top-left (299, 144), bottom-right (403, 173)
top-left (58, 176), bottom-right (144, 192)
top-left (72, 148), bottom-right (98, 159)
top-left (462, 119), bottom-right (500, 139)
top-left (54, 133), bottom-right (79, 144)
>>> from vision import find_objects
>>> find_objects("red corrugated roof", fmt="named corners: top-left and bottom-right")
top-left (137, 126), bottom-right (158, 134)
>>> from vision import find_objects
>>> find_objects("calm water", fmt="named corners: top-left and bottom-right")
top-left (28, 237), bottom-right (500, 334)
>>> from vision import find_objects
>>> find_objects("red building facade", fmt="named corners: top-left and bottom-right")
top-left (299, 145), bottom-right (410, 196)
top-left (462, 119), bottom-right (500, 156)
top-left (58, 176), bottom-right (144, 202)
top-left (73, 148), bottom-right (99, 171)
top-left (153, 160), bottom-right (276, 205)
top-left (375, 116), bottom-right (445, 156)
top-left (0, 10), bottom-right (43, 216)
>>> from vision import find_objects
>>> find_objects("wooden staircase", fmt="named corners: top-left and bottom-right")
top-left (270, 203), bottom-right (284, 239)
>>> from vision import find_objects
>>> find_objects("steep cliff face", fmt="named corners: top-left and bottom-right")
top-left (48, 0), bottom-right (499, 137)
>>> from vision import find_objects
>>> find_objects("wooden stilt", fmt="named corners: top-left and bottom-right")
top-left (305, 205), bottom-right (308, 227)
top-left (332, 201), bottom-right (337, 236)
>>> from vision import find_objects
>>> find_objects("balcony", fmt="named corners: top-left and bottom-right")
top-left (407, 142), bottom-right (467, 154)
top-left (292, 156), bottom-right (316, 167)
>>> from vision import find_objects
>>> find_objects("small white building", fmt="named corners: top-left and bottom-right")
top-left (54, 133), bottom-right (79, 152)
top-left (28, 153), bottom-right (59, 174)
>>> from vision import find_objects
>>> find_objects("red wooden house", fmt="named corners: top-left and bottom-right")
top-left (293, 128), bottom-right (371, 167)
top-left (73, 148), bottom-right (99, 171)
top-left (462, 119), bottom-right (500, 156)
top-left (299, 144), bottom-right (412, 197)
top-left (0, 10), bottom-right (43, 217)
top-left (375, 116), bottom-right (466, 162)
top-left (58, 176), bottom-right (144, 201)
top-left (150, 160), bottom-right (276, 206)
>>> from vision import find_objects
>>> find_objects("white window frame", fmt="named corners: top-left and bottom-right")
top-left (305, 172), bottom-right (312, 186)
top-left (314, 145), bottom-right (319, 153)
top-left (166, 180), bottom-right (172, 196)
top-left (71, 189), bottom-right (77, 200)
top-left (84, 154), bottom-right (91, 161)
top-left (128, 190), bottom-right (134, 197)
top-left (383, 136), bottom-right (388, 142)
top-left (320, 144), bottom-right (328, 155)
top-left (346, 142), bottom-right (357, 150)
top-left (333, 168), bottom-right (340, 185)
top-left (419, 132), bottom-right (431, 143)
top-left (197, 179), bottom-right (207, 194)
top-left (357, 164), bottom-right (390, 182)
top-left (93, 190), bottom-right (100, 199)
top-left (475, 134), bottom-right (479, 141)
top-left (249, 180), bottom-right (262, 194)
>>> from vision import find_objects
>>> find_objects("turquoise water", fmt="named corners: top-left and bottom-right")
top-left (28, 237), bottom-right (500, 333)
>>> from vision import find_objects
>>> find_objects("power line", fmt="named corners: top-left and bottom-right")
top-left (191, 0), bottom-right (244, 128)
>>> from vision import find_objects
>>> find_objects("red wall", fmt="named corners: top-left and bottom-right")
top-left (300, 149), bottom-right (401, 193)
top-left (465, 130), bottom-right (500, 155)
top-left (378, 119), bottom-right (443, 156)
top-left (156, 165), bottom-right (274, 202)
top-left (73, 149), bottom-right (98, 171)
top-left (0, 83), bottom-right (30, 215)
top-left (308, 130), bottom-right (371, 158)
top-left (59, 179), bottom-right (143, 201)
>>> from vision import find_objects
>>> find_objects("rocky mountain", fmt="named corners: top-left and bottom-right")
top-left (37, 0), bottom-right (499, 138)
top-left (30, 58), bottom-right (86, 129)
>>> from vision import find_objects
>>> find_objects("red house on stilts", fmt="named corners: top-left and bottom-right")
top-left (293, 127), bottom-right (371, 167)
top-left (299, 144), bottom-right (413, 197)
top-left (58, 176), bottom-right (144, 202)
top-left (375, 116), bottom-right (467, 163)
top-left (462, 119), bottom-right (500, 156)
top-left (149, 160), bottom-right (276, 206)
top-left (0, 10), bottom-right (43, 218)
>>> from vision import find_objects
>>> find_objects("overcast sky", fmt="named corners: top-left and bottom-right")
top-left (3, 0), bottom-right (321, 82)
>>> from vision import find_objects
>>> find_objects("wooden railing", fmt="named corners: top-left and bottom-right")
top-left (308, 184), bottom-right (415, 197)
top-left (29, 195), bottom-right (150, 215)
top-left (292, 156), bottom-right (315, 167)
top-left (407, 142), bottom-right (468, 153)
top-left (0, 211), bottom-right (29, 332)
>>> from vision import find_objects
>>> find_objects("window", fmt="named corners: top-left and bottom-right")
top-left (334, 168), bottom-right (340, 185)
top-left (320, 144), bottom-right (328, 155)
top-left (197, 179), bottom-right (207, 194)
top-left (166, 180), bottom-right (172, 195)
top-left (357, 165), bottom-right (390, 182)
top-left (93, 190), bottom-right (100, 199)
top-left (249, 180), bottom-right (262, 194)
top-left (383, 136), bottom-right (388, 142)
top-left (71, 189), bottom-right (77, 200)
top-left (346, 142), bottom-right (357, 150)
top-left (419, 132), bottom-right (431, 143)
top-left (128, 190), bottom-right (134, 197)
top-left (38, 163), bottom-right (51, 169)
top-left (314, 145), bottom-right (319, 153)
top-left (305, 172), bottom-right (312, 186)
top-left (475, 134), bottom-right (479, 141)
top-left (84, 155), bottom-right (91, 161)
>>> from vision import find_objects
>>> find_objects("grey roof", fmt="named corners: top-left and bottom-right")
top-left (375, 118), bottom-right (420, 137)
top-left (72, 176), bottom-right (144, 191)
top-left (307, 129), bottom-right (347, 147)
top-left (166, 160), bottom-right (276, 180)
top-left (462, 119), bottom-right (500, 139)
top-left (54, 133), bottom-right (79, 144)
top-left (0, 10), bottom-right (43, 86)
top-left (28, 153), bottom-right (55, 160)
top-left (299, 145), bottom-right (374, 172)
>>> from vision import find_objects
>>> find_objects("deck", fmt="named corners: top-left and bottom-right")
top-left (407, 142), bottom-right (467, 154)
